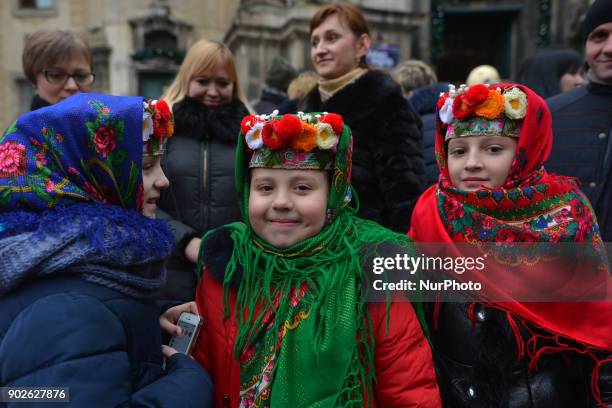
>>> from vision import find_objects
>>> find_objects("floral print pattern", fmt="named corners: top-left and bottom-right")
top-left (0, 94), bottom-right (145, 211)
top-left (0, 141), bottom-right (26, 177)
top-left (93, 125), bottom-right (117, 158)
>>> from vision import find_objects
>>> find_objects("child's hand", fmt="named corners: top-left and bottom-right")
top-left (161, 344), bottom-right (178, 358)
top-left (185, 237), bottom-right (202, 264)
top-left (160, 301), bottom-right (199, 336)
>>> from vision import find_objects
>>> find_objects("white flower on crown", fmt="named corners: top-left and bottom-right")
top-left (316, 122), bottom-right (338, 149)
top-left (142, 104), bottom-right (154, 142)
top-left (503, 87), bottom-right (528, 119)
top-left (439, 97), bottom-right (455, 125)
top-left (245, 122), bottom-right (265, 150)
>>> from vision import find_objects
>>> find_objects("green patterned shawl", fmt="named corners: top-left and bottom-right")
top-left (199, 116), bottom-right (418, 407)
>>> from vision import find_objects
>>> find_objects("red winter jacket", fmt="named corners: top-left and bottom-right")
top-left (193, 267), bottom-right (441, 408)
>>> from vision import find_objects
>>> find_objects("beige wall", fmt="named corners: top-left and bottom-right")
top-left (0, 0), bottom-right (239, 128)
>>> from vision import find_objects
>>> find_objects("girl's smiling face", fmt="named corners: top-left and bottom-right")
top-left (447, 135), bottom-right (517, 191)
top-left (248, 168), bottom-right (328, 248)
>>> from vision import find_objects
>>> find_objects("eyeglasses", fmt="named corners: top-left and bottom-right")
top-left (41, 69), bottom-right (95, 86)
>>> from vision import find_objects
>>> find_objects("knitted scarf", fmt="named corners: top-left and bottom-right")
top-left (409, 84), bottom-right (612, 406)
top-left (198, 119), bottom-right (416, 407)
top-left (0, 93), bottom-right (174, 298)
top-left (0, 203), bottom-right (173, 298)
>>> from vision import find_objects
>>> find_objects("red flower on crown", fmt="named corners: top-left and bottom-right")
top-left (241, 114), bottom-right (260, 135)
top-left (152, 100), bottom-right (173, 140)
top-left (272, 114), bottom-right (302, 140)
top-left (259, 115), bottom-right (297, 150)
top-left (321, 113), bottom-right (344, 135)
top-left (155, 100), bottom-right (171, 121)
top-left (452, 94), bottom-right (474, 121)
top-left (464, 84), bottom-right (489, 107)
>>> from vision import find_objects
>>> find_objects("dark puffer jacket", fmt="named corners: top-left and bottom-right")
top-left (157, 97), bottom-right (247, 301)
top-left (425, 300), bottom-right (611, 407)
top-left (252, 86), bottom-right (290, 115)
top-left (0, 275), bottom-right (212, 407)
top-left (300, 70), bottom-right (424, 233)
top-left (408, 83), bottom-right (450, 188)
top-left (546, 83), bottom-right (612, 241)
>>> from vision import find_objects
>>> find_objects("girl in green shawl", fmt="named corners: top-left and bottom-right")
top-left (162, 112), bottom-right (441, 408)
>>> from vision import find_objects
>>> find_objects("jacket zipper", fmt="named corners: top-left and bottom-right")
top-left (202, 141), bottom-right (208, 194)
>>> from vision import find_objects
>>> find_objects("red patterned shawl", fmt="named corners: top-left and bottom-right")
top-left (409, 84), bottom-right (612, 405)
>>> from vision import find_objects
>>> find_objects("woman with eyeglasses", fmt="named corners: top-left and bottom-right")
top-left (22, 29), bottom-right (95, 111)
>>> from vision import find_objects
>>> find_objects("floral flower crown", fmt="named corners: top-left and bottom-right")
top-left (142, 99), bottom-right (173, 156)
top-left (240, 110), bottom-right (344, 170)
top-left (437, 84), bottom-right (527, 141)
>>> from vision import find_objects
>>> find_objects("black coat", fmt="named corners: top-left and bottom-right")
top-left (300, 70), bottom-right (424, 232)
top-left (157, 97), bottom-right (247, 301)
top-left (546, 83), bottom-right (612, 241)
top-left (30, 94), bottom-right (51, 111)
top-left (426, 300), bottom-right (611, 407)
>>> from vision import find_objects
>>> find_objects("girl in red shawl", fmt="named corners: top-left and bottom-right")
top-left (409, 83), bottom-right (612, 407)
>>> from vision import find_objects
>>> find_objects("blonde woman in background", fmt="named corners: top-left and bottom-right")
top-left (157, 39), bottom-right (249, 301)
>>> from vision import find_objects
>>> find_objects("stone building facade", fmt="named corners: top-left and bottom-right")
top-left (0, 0), bottom-right (594, 126)
top-left (0, 0), bottom-right (239, 126)
top-left (225, 0), bottom-right (429, 100)
top-left (229, 0), bottom-right (593, 99)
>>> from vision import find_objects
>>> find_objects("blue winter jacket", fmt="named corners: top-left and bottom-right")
top-left (546, 82), bottom-right (612, 241)
top-left (0, 275), bottom-right (213, 407)
top-left (408, 83), bottom-right (449, 188)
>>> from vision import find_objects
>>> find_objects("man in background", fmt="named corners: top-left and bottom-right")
top-left (253, 56), bottom-right (297, 114)
top-left (547, 0), bottom-right (612, 241)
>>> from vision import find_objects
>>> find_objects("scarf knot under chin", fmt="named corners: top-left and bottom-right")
top-left (0, 203), bottom-right (174, 298)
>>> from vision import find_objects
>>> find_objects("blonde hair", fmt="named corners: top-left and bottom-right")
top-left (394, 60), bottom-right (437, 93)
top-left (287, 71), bottom-right (319, 101)
top-left (466, 65), bottom-right (501, 86)
top-left (162, 39), bottom-right (249, 109)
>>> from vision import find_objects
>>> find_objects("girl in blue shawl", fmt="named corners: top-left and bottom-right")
top-left (0, 93), bottom-right (212, 407)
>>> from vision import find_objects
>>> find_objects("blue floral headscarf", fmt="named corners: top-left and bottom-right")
top-left (0, 93), bottom-right (145, 211)
top-left (0, 94), bottom-right (174, 298)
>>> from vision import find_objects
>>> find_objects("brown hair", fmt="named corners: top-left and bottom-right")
top-left (310, 2), bottom-right (370, 68)
top-left (162, 39), bottom-right (250, 109)
top-left (22, 30), bottom-right (92, 85)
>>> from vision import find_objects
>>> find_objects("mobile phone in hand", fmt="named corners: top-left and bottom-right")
top-left (168, 312), bottom-right (202, 355)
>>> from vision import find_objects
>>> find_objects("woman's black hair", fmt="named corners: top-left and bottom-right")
top-left (515, 48), bottom-right (583, 99)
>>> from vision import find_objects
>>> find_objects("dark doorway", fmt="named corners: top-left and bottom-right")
top-left (138, 72), bottom-right (176, 100)
top-left (436, 8), bottom-right (519, 83)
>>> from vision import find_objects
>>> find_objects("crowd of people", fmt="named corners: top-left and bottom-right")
top-left (0, 0), bottom-right (611, 407)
